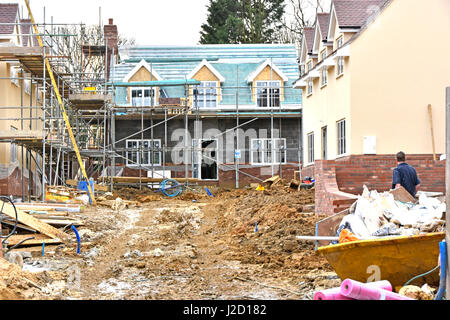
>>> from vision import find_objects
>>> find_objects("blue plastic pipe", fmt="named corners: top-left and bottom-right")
top-left (435, 240), bottom-right (447, 300)
top-left (71, 225), bottom-right (81, 254)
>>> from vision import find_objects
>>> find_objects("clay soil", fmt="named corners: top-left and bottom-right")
top-left (1, 185), bottom-right (339, 300)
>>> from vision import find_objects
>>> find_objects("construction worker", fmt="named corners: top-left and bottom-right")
top-left (392, 151), bottom-right (421, 197)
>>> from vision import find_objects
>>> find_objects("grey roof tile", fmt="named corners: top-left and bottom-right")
top-left (317, 13), bottom-right (330, 40)
top-left (334, 0), bottom-right (387, 27)
top-left (0, 3), bottom-right (19, 35)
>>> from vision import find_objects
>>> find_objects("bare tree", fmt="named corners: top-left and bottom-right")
top-left (277, 0), bottom-right (328, 47)
top-left (51, 25), bottom-right (135, 87)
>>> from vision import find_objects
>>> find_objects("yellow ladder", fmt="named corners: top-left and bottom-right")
top-left (24, 0), bottom-right (96, 205)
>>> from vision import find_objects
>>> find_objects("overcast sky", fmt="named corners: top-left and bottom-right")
top-left (1, 0), bottom-right (211, 45)
top-left (1, 0), bottom-right (333, 45)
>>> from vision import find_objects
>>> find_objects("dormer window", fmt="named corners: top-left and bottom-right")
top-left (307, 61), bottom-right (313, 72)
top-left (194, 81), bottom-right (218, 108)
top-left (131, 87), bottom-right (156, 106)
top-left (321, 49), bottom-right (327, 61)
top-left (256, 81), bottom-right (281, 107)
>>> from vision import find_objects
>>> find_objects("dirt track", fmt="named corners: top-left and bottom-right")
top-left (1, 186), bottom-right (340, 300)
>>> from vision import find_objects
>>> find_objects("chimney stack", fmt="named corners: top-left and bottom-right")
top-left (104, 18), bottom-right (118, 81)
top-left (104, 18), bottom-right (118, 55)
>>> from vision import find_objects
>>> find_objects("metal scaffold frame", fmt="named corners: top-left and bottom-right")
top-left (0, 3), bottom-right (304, 199)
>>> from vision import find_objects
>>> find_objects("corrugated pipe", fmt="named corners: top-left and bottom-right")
top-left (435, 240), bottom-right (447, 300)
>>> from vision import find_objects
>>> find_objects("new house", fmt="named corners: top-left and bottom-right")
top-left (110, 44), bottom-right (302, 187)
top-left (0, 3), bottom-right (43, 197)
top-left (294, 0), bottom-right (450, 214)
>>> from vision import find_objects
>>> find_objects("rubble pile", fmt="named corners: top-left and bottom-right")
top-left (335, 186), bottom-right (446, 241)
top-left (215, 187), bottom-right (329, 272)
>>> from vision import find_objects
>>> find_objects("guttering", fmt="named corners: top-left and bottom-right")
top-left (110, 79), bottom-right (201, 87)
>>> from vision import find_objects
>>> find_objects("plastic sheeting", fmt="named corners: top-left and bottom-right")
top-left (335, 186), bottom-right (446, 241)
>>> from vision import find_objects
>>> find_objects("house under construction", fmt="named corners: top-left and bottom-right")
top-left (0, 3), bottom-right (303, 200)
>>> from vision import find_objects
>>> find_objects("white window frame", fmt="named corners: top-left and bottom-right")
top-left (321, 49), bottom-right (327, 61)
top-left (255, 80), bottom-right (281, 108)
top-left (126, 139), bottom-right (161, 167)
top-left (307, 80), bottom-right (313, 96)
top-left (307, 61), bottom-right (313, 72)
top-left (307, 132), bottom-right (315, 164)
top-left (321, 126), bottom-right (328, 160)
top-left (337, 119), bottom-right (346, 156)
top-left (321, 67), bottom-right (328, 87)
top-left (130, 87), bottom-right (157, 107)
top-left (336, 36), bottom-right (344, 50)
top-left (336, 37), bottom-right (345, 76)
top-left (194, 81), bottom-right (219, 109)
top-left (250, 138), bottom-right (287, 165)
top-left (337, 56), bottom-right (344, 76)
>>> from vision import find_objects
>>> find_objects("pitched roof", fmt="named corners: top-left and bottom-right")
top-left (333, 0), bottom-right (387, 28)
top-left (317, 13), bottom-right (330, 40)
top-left (303, 27), bottom-right (315, 53)
top-left (20, 19), bottom-right (31, 46)
top-left (246, 58), bottom-right (289, 83)
top-left (113, 44), bottom-right (301, 106)
top-left (0, 3), bottom-right (19, 35)
top-left (187, 59), bottom-right (226, 82)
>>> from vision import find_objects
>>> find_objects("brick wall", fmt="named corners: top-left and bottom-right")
top-left (311, 160), bottom-right (357, 216)
top-left (121, 164), bottom-right (300, 188)
top-left (0, 167), bottom-right (33, 197)
top-left (305, 154), bottom-right (445, 216)
top-left (334, 155), bottom-right (445, 195)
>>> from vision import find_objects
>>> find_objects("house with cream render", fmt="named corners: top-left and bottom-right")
top-left (294, 0), bottom-right (450, 214)
top-left (0, 3), bottom-right (43, 197)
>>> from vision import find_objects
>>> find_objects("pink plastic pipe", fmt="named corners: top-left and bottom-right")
top-left (314, 280), bottom-right (393, 300)
top-left (341, 279), bottom-right (415, 300)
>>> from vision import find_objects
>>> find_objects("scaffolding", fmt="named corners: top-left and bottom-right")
top-left (0, 7), bottom-right (303, 199)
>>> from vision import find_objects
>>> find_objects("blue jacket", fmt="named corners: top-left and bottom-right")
top-left (392, 163), bottom-right (421, 197)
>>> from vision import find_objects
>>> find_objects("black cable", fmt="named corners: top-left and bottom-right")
top-left (5, 237), bottom-right (36, 254)
top-left (0, 196), bottom-right (19, 242)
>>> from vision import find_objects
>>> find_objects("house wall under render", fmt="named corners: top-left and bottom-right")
top-left (113, 117), bottom-right (302, 187)
top-left (111, 44), bottom-right (302, 186)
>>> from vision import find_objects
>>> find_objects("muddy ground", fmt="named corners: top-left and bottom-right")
top-left (0, 185), bottom-right (340, 300)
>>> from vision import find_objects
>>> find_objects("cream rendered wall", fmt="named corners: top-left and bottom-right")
top-left (302, 27), bottom-right (353, 164)
top-left (302, 57), bottom-right (352, 164)
top-left (0, 62), bottom-right (42, 166)
top-left (350, 0), bottom-right (450, 155)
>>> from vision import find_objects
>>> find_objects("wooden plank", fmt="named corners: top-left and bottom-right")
top-left (1, 200), bottom-right (69, 241)
top-left (16, 203), bottom-right (82, 208)
top-left (28, 212), bottom-right (69, 217)
top-left (428, 104), bottom-right (437, 161)
top-left (6, 233), bottom-right (60, 247)
top-left (390, 186), bottom-right (417, 203)
top-left (38, 219), bottom-right (84, 227)
top-left (316, 209), bottom-right (350, 247)
top-left (0, 46), bottom-right (43, 57)
top-left (0, 130), bottom-right (43, 139)
top-left (107, 176), bottom-right (200, 184)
